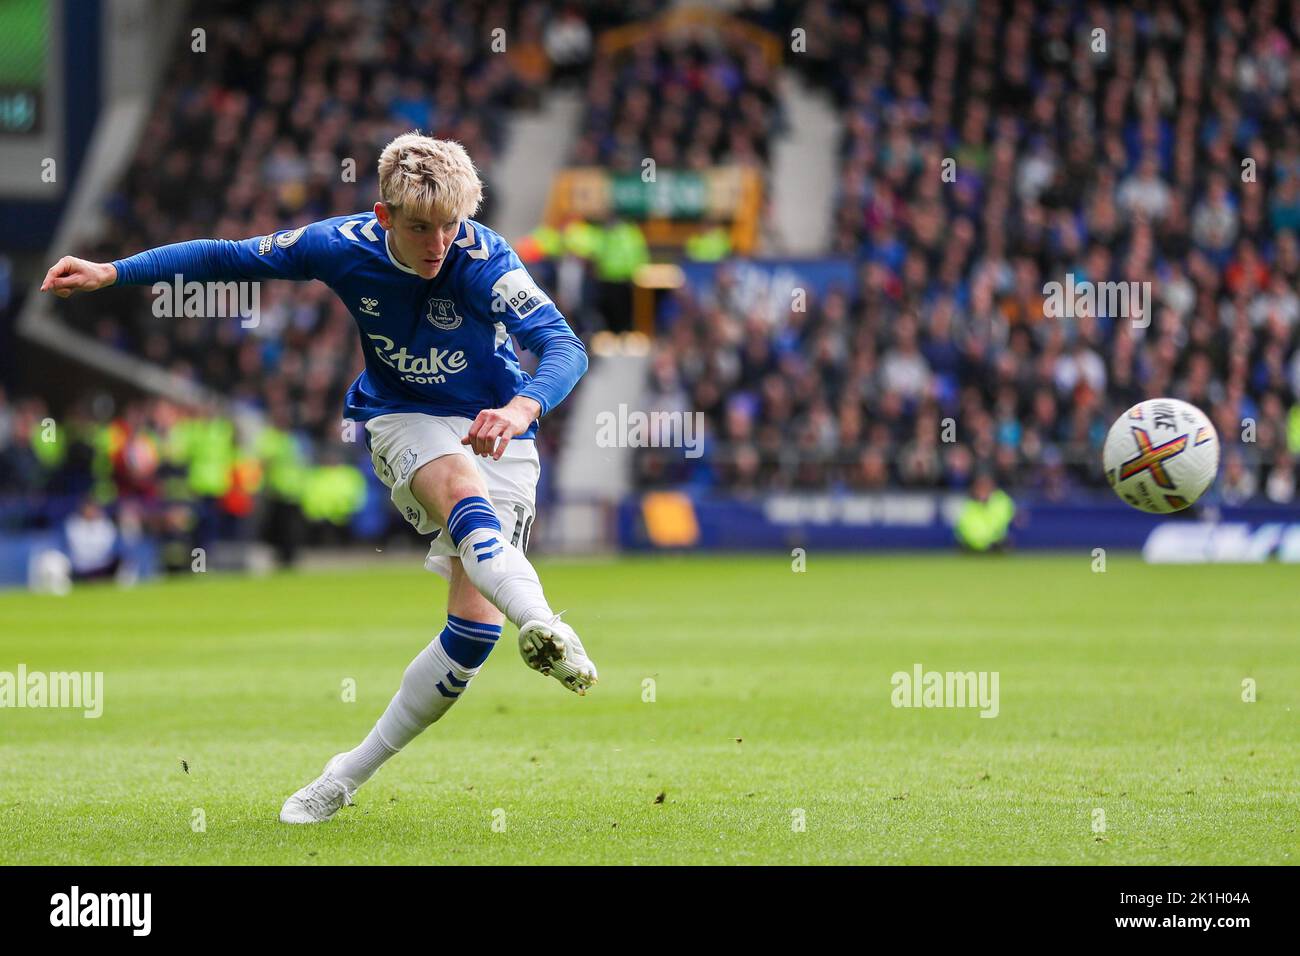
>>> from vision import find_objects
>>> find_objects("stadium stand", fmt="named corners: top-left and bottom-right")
top-left (639, 0), bottom-right (1300, 502)
top-left (5, 0), bottom-right (1300, 576)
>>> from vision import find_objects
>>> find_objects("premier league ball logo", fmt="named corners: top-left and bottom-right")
top-left (427, 297), bottom-right (463, 331)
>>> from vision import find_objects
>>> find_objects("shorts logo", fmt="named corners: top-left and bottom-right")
top-left (398, 447), bottom-right (417, 478)
top-left (427, 297), bottom-right (463, 331)
top-left (274, 227), bottom-right (307, 248)
top-left (405, 506), bottom-right (421, 525)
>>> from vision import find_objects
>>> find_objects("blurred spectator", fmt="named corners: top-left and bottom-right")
top-left (955, 473), bottom-right (1016, 553)
top-left (63, 500), bottom-right (122, 582)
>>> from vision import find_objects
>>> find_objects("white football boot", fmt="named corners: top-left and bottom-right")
top-left (518, 617), bottom-right (598, 695)
top-left (279, 753), bottom-right (356, 824)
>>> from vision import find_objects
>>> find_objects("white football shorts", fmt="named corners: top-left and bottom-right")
top-left (363, 412), bottom-right (540, 579)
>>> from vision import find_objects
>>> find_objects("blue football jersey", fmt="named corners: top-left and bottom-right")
top-left (112, 212), bottom-right (587, 438)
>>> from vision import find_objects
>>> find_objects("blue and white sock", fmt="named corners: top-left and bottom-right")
top-left (445, 496), bottom-right (554, 628)
top-left (333, 615), bottom-right (502, 786)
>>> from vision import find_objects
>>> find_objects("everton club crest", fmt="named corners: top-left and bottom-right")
top-left (426, 297), bottom-right (463, 331)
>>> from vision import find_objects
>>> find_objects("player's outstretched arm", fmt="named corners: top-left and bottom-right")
top-left (40, 257), bottom-right (118, 298)
top-left (44, 225), bottom-right (327, 295)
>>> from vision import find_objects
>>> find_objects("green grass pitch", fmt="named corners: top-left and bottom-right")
top-left (0, 553), bottom-right (1296, 865)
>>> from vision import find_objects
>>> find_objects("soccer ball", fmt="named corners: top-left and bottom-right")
top-left (1102, 398), bottom-right (1220, 514)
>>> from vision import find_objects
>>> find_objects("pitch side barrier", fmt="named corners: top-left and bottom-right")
top-left (616, 491), bottom-right (1300, 558)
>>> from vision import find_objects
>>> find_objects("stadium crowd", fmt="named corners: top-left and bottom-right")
top-left (640, 0), bottom-right (1300, 503)
top-left (6, 0), bottom-right (1299, 531)
top-left (0, 388), bottom-right (396, 568)
top-left (57, 0), bottom-right (651, 450)
top-left (570, 29), bottom-right (780, 171)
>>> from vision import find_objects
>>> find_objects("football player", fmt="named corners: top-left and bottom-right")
top-left (42, 134), bottom-right (598, 823)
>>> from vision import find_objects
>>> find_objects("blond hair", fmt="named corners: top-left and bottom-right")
top-left (377, 133), bottom-right (483, 223)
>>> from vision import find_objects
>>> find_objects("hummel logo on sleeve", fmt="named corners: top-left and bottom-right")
top-left (338, 219), bottom-right (380, 242)
top-left (453, 221), bottom-right (490, 260)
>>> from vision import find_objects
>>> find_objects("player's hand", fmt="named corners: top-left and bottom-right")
top-left (40, 257), bottom-right (117, 298)
top-left (462, 397), bottom-right (541, 460)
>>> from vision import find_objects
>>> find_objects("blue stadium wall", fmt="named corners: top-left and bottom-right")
top-left (617, 492), bottom-right (1300, 557)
